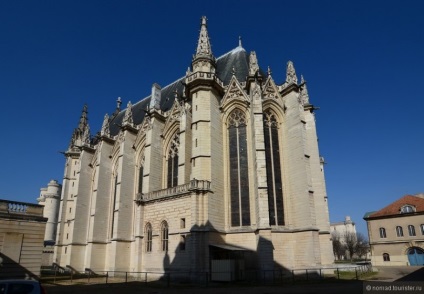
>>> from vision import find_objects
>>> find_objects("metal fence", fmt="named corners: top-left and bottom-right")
top-left (40, 264), bottom-right (372, 287)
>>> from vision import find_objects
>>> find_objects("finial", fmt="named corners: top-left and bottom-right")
top-left (301, 75), bottom-right (305, 84)
top-left (299, 76), bottom-right (310, 105)
top-left (232, 66), bottom-right (236, 76)
top-left (201, 15), bottom-right (207, 26)
top-left (101, 113), bottom-right (110, 136)
top-left (116, 97), bottom-right (122, 110)
top-left (267, 66), bottom-right (272, 76)
top-left (249, 51), bottom-right (259, 76)
top-left (239, 36), bottom-right (242, 48)
top-left (286, 61), bottom-right (298, 84)
top-left (122, 101), bottom-right (133, 126)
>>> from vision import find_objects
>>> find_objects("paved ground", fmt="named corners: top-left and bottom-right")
top-left (372, 266), bottom-right (424, 281)
top-left (43, 266), bottom-right (424, 294)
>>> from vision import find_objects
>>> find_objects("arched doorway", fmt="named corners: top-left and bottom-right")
top-left (407, 247), bottom-right (424, 266)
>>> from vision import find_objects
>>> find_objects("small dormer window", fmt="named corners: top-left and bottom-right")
top-left (400, 205), bottom-right (415, 214)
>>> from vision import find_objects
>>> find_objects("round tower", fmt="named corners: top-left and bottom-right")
top-left (37, 180), bottom-right (62, 243)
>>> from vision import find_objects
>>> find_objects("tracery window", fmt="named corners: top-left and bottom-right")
top-left (138, 155), bottom-right (145, 195)
top-left (161, 221), bottom-right (169, 251)
top-left (396, 226), bottom-right (403, 237)
top-left (145, 223), bottom-right (152, 252)
top-left (228, 109), bottom-right (250, 227)
top-left (379, 227), bottom-right (386, 238)
top-left (263, 110), bottom-right (284, 226)
top-left (408, 225), bottom-right (416, 236)
top-left (111, 172), bottom-right (119, 238)
top-left (167, 133), bottom-right (179, 188)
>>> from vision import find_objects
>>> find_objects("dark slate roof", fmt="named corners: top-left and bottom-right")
top-left (108, 46), bottom-right (251, 137)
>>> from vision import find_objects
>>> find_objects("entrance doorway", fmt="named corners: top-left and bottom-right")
top-left (407, 247), bottom-right (424, 266)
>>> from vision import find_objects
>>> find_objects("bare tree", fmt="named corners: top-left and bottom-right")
top-left (331, 231), bottom-right (346, 260)
top-left (355, 232), bottom-right (369, 260)
top-left (345, 232), bottom-right (368, 261)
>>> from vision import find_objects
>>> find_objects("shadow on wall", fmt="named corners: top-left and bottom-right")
top-left (0, 253), bottom-right (39, 280)
top-left (161, 221), bottom-right (292, 283)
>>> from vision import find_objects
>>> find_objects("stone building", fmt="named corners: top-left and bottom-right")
top-left (330, 216), bottom-right (357, 260)
top-left (330, 216), bottom-right (356, 237)
top-left (364, 194), bottom-right (424, 266)
top-left (0, 200), bottom-right (47, 278)
top-left (54, 16), bottom-right (333, 277)
top-left (37, 179), bottom-right (61, 266)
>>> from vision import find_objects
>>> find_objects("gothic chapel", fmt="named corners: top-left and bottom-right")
top-left (54, 16), bottom-right (333, 276)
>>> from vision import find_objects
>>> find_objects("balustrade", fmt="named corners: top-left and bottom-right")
top-left (136, 179), bottom-right (211, 203)
top-left (0, 199), bottom-right (44, 216)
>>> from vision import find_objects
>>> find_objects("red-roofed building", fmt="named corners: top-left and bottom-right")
top-left (363, 194), bottom-right (424, 266)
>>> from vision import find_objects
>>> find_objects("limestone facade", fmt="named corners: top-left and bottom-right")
top-left (0, 200), bottom-right (47, 278)
top-left (54, 16), bottom-right (333, 275)
top-left (37, 179), bottom-right (61, 243)
top-left (330, 216), bottom-right (357, 242)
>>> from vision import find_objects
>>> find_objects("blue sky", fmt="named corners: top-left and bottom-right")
top-left (0, 0), bottom-right (423, 235)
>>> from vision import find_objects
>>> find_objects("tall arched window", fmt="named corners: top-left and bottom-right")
top-left (396, 226), bottom-right (403, 237)
top-left (167, 133), bottom-right (179, 188)
top-left (408, 225), bottom-right (416, 236)
top-left (111, 172), bottom-right (119, 238)
top-left (161, 221), bottom-right (169, 251)
top-left (228, 109), bottom-right (250, 227)
top-left (145, 222), bottom-right (152, 252)
top-left (138, 155), bottom-right (145, 195)
top-left (379, 227), bottom-right (386, 238)
top-left (263, 110), bottom-right (284, 226)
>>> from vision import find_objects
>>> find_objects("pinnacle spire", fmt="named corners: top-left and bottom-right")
top-left (101, 113), bottom-right (110, 136)
top-left (191, 16), bottom-right (216, 74)
top-left (122, 101), bottom-right (134, 126)
top-left (194, 16), bottom-right (213, 60)
top-left (286, 61), bottom-right (298, 84)
top-left (300, 75), bottom-right (310, 105)
top-left (69, 104), bottom-right (91, 149)
top-left (249, 51), bottom-right (259, 76)
top-left (78, 104), bottom-right (88, 131)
